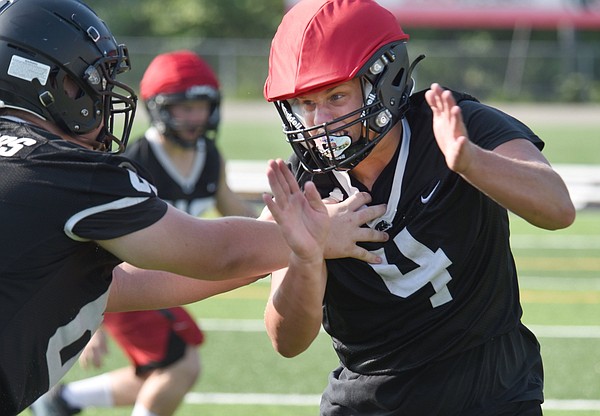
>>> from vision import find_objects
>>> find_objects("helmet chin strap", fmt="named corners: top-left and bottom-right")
top-left (158, 126), bottom-right (202, 149)
top-left (152, 120), bottom-right (197, 149)
top-left (164, 132), bottom-right (199, 149)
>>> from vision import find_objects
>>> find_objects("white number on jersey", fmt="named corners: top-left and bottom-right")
top-left (45, 290), bottom-right (109, 388)
top-left (369, 228), bottom-right (453, 308)
top-left (127, 169), bottom-right (156, 194)
top-left (0, 135), bottom-right (36, 157)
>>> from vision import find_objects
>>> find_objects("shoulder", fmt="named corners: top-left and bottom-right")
top-left (123, 134), bottom-right (151, 159)
top-left (407, 88), bottom-right (541, 150)
top-left (0, 118), bottom-right (59, 158)
top-left (408, 88), bottom-right (480, 115)
top-left (204, 137), bottom-right (220, 153)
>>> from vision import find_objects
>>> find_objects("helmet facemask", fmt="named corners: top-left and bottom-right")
top-left (273, 42), bottom-right (424, 173)
top-left (78, 44), bottom-right (136, 153)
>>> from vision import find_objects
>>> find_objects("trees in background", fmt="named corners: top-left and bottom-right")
top-left (85, 0), bottom-right (599, 102)
top-left (85, 0), bottom-right (283, 38)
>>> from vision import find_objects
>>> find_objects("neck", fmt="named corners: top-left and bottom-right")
top-left (159, 134), bottom-right (198, 177)
top-left (350, 122), bottom-right (403, 190)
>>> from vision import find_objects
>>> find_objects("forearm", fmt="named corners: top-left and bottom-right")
top-left (460, 143), bottom-right (575, 230)
top-left (102, 206), bottom-right (292, 281)
top-left (107, 263), bottom-right (262, 312)
top-left (192, 216), bottom-right (291, 279)
top-left (265, 256), bottom-right (327, 357)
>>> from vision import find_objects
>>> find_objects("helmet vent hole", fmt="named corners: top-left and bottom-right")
top-left (392, 68), bottom-right (405, 87)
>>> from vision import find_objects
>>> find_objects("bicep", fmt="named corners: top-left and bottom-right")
top-left (493, 138), bottom-right (550, 165)
top-left (98, 205), bottom-right (220, 272)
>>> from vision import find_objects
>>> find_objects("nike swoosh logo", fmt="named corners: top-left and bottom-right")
top-left (421, 180), bottom-right (441, 204)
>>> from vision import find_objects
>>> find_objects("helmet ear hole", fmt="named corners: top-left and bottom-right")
top-left (62, 76), bottom-right (82, 100)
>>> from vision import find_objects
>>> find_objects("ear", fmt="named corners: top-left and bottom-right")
top-left (63, 75), bottom-right (82, 99)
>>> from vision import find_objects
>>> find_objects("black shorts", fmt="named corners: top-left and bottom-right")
top-left (320, 324), bottom-right (543, 416)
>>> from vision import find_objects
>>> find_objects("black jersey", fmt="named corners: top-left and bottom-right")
top-left (0, 118), bottom-right (168, 414)
top-left (125, 128), bottom-right (222, 216)
top-left (289, 90), bottom-right (543, 376)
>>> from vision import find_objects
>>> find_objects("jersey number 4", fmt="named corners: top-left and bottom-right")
top-left (369, 228), bottom-right (453, 308)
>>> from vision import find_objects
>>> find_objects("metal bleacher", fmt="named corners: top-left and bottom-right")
top-left (227, 160), bottom-right (600, 211)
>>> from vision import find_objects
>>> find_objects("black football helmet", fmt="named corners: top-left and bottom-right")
top-left (0, 0), bottom-right (137, 152)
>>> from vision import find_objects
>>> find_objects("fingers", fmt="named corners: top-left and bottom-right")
top-left (349, 246), bottom-right (384, 264)
top-left (355, 203), bottom-right (387, 226)
top-left (304, 181), bottom-right (326, 213)
top-left (265, 159), bottom-right (289, 204)
top-left (426, 83), bottom-right (460, 114)
top-left (340, 191), bottom-right (372, 212)
top-left (264, 159), bottom-right (292, 220)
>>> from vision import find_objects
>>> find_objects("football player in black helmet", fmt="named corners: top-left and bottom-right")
top-left (262, 0), bottom-right (576, 415)
top-left (0, 0), bottom-right (388, 413)
top-left (31, 51), bottom-right (257, 416)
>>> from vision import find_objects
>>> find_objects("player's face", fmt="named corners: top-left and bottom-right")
top-left (168, 100), bottom-right (212, 143)
top-left (291, 78), bottom-right (363, 143)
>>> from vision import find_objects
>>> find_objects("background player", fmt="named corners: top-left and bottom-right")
top-left (262, 0), bottom-right (576, 415)
top-left (127, 49), bottom-right (257, 218)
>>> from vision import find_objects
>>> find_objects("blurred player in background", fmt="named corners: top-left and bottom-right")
top-left (127, 49), bottom-right (257, 218)
top-left (31, 51), bottom-right (258, 416)
top-left (0, 0), bottom-right (389, 413)
top-left (262, 0), bottom-right (576, 415)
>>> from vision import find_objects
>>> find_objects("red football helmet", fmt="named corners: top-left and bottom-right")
top-left (264, 0), bottom-right (424, 173)
top-left (140, 50), bottom-right (221, 147)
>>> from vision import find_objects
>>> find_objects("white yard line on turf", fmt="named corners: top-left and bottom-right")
top-left (511, 235), bottom-right (600, 250)
top-left (199, 319), bottom-right (600, 338)
top-left (520, 275), bottom-right (600, 291)
top-left (184, 393), bottom-right (600, 410)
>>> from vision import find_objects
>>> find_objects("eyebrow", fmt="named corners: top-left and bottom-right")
top-left (297, 86), bottom-right (340, 101)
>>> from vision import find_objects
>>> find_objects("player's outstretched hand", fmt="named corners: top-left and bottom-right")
top-left (263, 159), bottom-right (329, 263)
top-left (263, 159), bottom-right (387, 264)
top-left (425, 83), bottom-right (474, 174)
top-left (323, 191), bottom-right (387, 263)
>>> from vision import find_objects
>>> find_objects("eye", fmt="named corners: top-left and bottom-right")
top-left (299, 99), bottom-right (316, 113)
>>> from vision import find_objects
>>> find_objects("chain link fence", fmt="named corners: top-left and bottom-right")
top-left (120, 36), bottom-right (599, 103)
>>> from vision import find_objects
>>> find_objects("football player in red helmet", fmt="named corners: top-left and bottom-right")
top-left (127, 50), bottom-right (256, 218)
top-left (262, 0), bottom-right (575, 415)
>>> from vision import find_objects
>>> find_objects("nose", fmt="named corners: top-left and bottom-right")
top-left (312, 104), bottom-right (333, 127)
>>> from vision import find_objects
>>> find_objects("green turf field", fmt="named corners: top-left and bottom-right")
top-left (45, 211), bottom-right (600, 416)
top-left (23, 107), bottom-right (600, 415)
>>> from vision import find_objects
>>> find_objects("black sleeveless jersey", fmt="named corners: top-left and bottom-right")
top-left (0, 118), bottom-right (168, 414)
top-left (125, 128), bottom-right (222, 216)
top-left (289, 90), bottom-right (543, 375)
